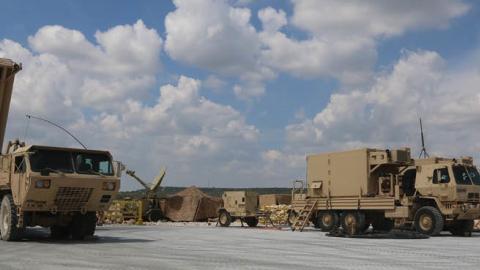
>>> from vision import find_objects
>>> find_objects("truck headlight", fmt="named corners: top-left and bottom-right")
top-left (103, 182), bottom-right (116, 191)
top-left (35, 179), bottom-right (51, 189)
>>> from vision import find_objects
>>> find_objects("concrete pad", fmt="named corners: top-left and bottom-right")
top-left (0, 224), bottom-right (479, 270)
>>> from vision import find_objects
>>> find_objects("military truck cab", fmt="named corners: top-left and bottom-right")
top-left (0, 58), bottom-right (121, 241)
top-left (402, 157), bottom-right (480, 235)
top-left (0, 142), bottom-right (121, 240)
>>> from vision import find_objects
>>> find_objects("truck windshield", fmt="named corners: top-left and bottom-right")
top-left (465, 166), bottom-right (480, 185)
top-left (452, 165), bottom-right (480, 185)
top-left (29, 149), bottom-right (74, 173)
top-left (73, 153), bottom-right (113, 176)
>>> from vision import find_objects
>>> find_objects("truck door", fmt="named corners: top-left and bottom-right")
top-left (431, 167), bottom-right (450, 198)
top-left (10, 155), bottom-right (26, 204)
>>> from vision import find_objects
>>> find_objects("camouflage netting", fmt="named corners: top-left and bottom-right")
top-left (164, 186), bottom-right (222, 222)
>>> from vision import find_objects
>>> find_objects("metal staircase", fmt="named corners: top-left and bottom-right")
top-left (291, 200), bottom-right (317, 232)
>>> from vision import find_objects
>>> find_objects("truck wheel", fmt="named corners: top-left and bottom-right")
top-left (317, 211), bottom-right (339, 232)
top-left (449, 220), bottom-right (473, 237)
top-left (70, 212), bottom-right (97, 240)
top-left (245, 217), bottom-right (259, 227)
top-left (287, 210), bottom-right (297, 226)
top-left (50, 225), bottom-right (70, 239)
top-left (147, 210), bottom-right (162, 222)
top-left (84, 212), bottom-right (97, 237)
top-left (218, 210), bottom-right (232, 227)
top-left (414, 206), bottom-right (444, 236)
top-left (341, 211), bottom-right (365, 235)
top-left (0, 194), bottom-right (23, 241)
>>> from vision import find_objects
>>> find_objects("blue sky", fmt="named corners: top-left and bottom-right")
top-left (1, 0), bottom-right (479, 189)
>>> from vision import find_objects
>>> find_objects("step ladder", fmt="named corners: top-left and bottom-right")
top-left (291, 200), bottom-right (317, 232)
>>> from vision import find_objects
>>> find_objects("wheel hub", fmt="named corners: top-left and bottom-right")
top-left (322, 214), bottom-right (332, 226)
top-left (220, 214), bottom-right (227, 224)
top-left (345, 214), bottom-right (356, 226)
top-left (419, 214), bottom-right (433, 231)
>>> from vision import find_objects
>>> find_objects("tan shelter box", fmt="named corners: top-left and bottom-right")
top-left (222, 191), bottom-right (257, 216)
top-left (259, 194), bottom-right (291, 208)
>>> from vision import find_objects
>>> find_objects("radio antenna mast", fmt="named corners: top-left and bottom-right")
top-left (418, 118), bottom-right (429, 159)
top-left (25, 114), bottom-right (87, 149)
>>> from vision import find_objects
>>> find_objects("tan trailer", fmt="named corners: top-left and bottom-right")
top-left (0, 58), bottom-right (121, 241)
top-left (290, 148), bottom-right (480, 236)
top-left (218, 191), bottom-right (259, 227)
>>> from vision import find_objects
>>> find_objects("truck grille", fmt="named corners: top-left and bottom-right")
top-left (54, 187), bottom-right (93, 211)
top-left (467, 193), bottom-right (479, 202)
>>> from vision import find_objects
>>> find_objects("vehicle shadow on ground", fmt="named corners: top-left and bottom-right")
top-left (326, 230), bottom-right (480, 239)
top-left (16, 228), bottom-right (155, 245)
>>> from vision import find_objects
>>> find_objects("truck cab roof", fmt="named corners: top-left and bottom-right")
top-left (10, 144), bottom-right (112, 156)
top-left (414, 156), bottom-right (474, 166)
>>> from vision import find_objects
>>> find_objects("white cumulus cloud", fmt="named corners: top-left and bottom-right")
top-left (284, 50), bottom-right (480, 160)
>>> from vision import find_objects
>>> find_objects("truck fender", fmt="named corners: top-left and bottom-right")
top-left (416, 196), bottom-right (447, 215)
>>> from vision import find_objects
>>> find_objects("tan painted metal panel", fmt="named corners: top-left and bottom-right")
top-left (307, 149), bottom-right (370, 197)
top-left (0, 58), bottom-right (20, 151)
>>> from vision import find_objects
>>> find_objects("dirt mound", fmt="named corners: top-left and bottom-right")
top-left (164, 186), bottom-right (222, 222)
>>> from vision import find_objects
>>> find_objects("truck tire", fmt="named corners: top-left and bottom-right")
top-left (245, 217), bottom-right (259, 227)
top-left (84, 212), bottom-right (97, 237)
top-left (317, 211), bottom-right (339, 232)
top-left (341, 211), bottom-right (365, 235)
top-left (287, 210), bottom-right (297, 226)
top-left (50, 225), bottom-right (70, 239)
top-left (218, 210), bottom-right (232, 227)
top-left (0, 194), bottom-right (23, 241)
top-left (146, 209), bottom-right (162, 222)
top-left (414, 206), bottom-right (444, 236)
top-left (70, 212), bottom-right (97, 240)
top-left (449, 220), bottom-right (473, 237)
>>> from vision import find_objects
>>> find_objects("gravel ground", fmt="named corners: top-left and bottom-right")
top-left (0, 224), bottom-right (479, 270)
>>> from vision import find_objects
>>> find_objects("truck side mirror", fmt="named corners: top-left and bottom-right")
top-left (113, 161), bottom-right (125, 178)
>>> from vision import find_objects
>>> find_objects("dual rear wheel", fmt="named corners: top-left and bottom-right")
top-left (298, 210), bottom-right (394, 235)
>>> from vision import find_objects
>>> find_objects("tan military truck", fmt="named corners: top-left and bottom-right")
top-left (290, 148), bottom-right (480, 236)
top-left (218, 191), bottom-right (259, 227)
top-left (0, 58), bottom-right (121, 241)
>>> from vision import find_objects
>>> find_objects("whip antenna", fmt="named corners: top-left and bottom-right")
top-left (418, 118), bottom-right (429, 159)
top-left (25, 114), bottom-right (87, 149)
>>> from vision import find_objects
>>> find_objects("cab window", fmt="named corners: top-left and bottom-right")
top-left (14, 156), bottom-right (26, 173)
top-left (433, 168), bottom-right (450, 184)
top-left (453, 165), bottom-right (472, 185)
top-left (73, 153), bottom-right (113, 175)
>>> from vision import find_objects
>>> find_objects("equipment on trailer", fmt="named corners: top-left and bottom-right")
top-left (125, 168), bottom-right (166, 222)
top-left (218, 191), bottom-right (278, 228)
top-left (290, 148), bottom-right (480, 236)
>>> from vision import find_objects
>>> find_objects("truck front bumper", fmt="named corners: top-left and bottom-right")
top-left (453, 203), bottom-right (480, 220)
